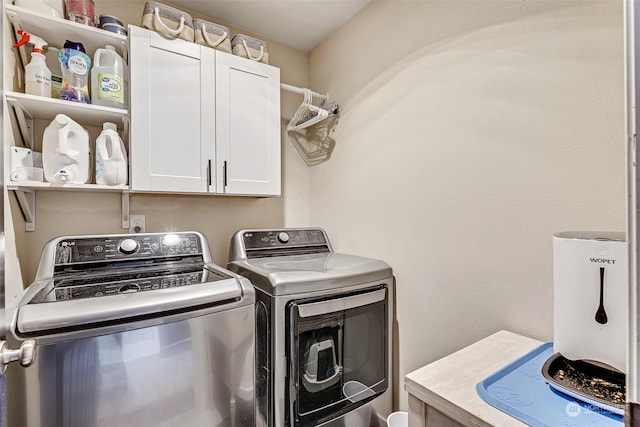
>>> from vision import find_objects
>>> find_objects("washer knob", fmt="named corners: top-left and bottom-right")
top-left (277, 232), bottom-right (290, 243)
top-left (118, 238), bottom-right (139, 255)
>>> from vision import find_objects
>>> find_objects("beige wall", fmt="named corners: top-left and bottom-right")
top-left (308, 0), bottom-right (625, 410)
top-left (3, 0), bottom-right (627, 416)
top-left (5, 0), bottom-right (310, 292)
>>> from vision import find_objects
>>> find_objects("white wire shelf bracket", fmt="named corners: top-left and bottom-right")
top-left (7, 183), bottom-right (130, 231)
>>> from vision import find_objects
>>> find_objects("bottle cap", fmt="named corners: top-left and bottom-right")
top-left (64, 40), bottom-right (85, 53)
top-left (103, 122), bottom-right (117, 132)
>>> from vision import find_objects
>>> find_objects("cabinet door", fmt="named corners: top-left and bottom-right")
top-left (129, 26), bottom-right (215, 193)
top-left (215, 52), bottom-right (281, 196)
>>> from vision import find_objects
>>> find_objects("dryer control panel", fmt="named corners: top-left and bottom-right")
top-left (242, 229), bottom-right (327, 249)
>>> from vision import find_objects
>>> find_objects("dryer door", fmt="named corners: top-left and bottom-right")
top-left (286, 286), bottom-right (388, 427)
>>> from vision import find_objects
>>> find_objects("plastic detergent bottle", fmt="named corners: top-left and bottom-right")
top-left (13, 30), bottom-right (51, 97)
top-left (58, 40), bottom-right (91, 103)
top-left (95, 122), bottom-right (128, 185)
top-left (42, 114), bottom-right (91, 184)
top-left (91, 45), bottom-right (126, 109)
top-left (45, 47), bottom-right (62, 99)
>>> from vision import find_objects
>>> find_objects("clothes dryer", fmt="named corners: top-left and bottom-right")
top-left (227, 228), bottom-right (393, 427)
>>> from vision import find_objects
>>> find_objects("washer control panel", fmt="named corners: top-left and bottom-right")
top-left (54, 232), bottom-right (203, 265)
top-left (52, 268), bottom-right (230, 301)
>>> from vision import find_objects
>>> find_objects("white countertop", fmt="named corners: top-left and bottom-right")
top-left (404, 330), bottom-right (544, 427)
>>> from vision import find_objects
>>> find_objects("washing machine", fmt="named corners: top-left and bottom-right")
top-left (8, 231), bottom-right (255, 427)
top-left (227, 228), bottom-right (393, 427)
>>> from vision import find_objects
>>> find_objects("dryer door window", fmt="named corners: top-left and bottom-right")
top-left (286, 286), bottom-right (388, 427)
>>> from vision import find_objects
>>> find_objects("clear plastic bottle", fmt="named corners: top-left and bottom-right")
top-left (25, 47), bottom-right (51, 97)
top-left (91, 45), bottom-right (126, 109)
top-left (45, 46), bottom-right (62, 99)
top-left (58, 41), bottom-right (91, 104)
top-left (13, 31), bottom-right (51, 97)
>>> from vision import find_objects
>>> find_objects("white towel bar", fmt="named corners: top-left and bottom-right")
top-left (281, 83), bottom-right (328, 101)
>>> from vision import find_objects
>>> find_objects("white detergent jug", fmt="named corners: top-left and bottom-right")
top-left (91, 45), bottom-right (126, 109)
top-left (95, 122), bottom-right (127, 185)
top-left (42, 114), bottom-right (91, 184)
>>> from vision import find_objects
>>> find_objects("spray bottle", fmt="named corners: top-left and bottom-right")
top-left (13, 30), bottom-right (51, 98)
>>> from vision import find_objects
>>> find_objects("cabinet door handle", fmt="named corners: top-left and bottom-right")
top-left (207, 159), bottom-right (212, 186)
top-left (223, 161), bottom-right (228, 187)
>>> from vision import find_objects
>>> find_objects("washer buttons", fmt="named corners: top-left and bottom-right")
top-left (118, 239), bottom-right (140, 255)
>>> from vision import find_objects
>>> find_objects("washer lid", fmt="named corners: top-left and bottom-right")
top-left (15, 274), bottom-right (245, 335)
top-left (227, 252), bottom-right (392, 296)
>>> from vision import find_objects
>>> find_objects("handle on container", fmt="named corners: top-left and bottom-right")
top-left (97, 135), bottom-right (114, 161)
top-left (199, 24), bottom-right (227, 47)
top-left (241, 39), bottom-right (264, 62)
top-left (94, 49), bottom-right (102, 68)
top-left (57, 126), bottom-right (70, 157)
top-left (154, 7), bottom-right (185, 37)
top-left (53, 127), bottom-right (76, 183)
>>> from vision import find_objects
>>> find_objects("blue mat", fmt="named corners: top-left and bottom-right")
top-left (476, 342), bottom-right (623, 426)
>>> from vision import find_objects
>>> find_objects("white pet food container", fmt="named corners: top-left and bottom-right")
top-left (552, 231), bottom-right (628, 373)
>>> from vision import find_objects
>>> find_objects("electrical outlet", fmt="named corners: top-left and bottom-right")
top-left (129, 215), bottom-right (145, 233)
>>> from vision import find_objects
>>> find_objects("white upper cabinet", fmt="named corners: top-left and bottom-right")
top-left (129, 26), bottom-right (281, 196)
top-left (129, 26), bottom-right (214, 193)
top-left (216, 52), bottom-right (281, 196)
